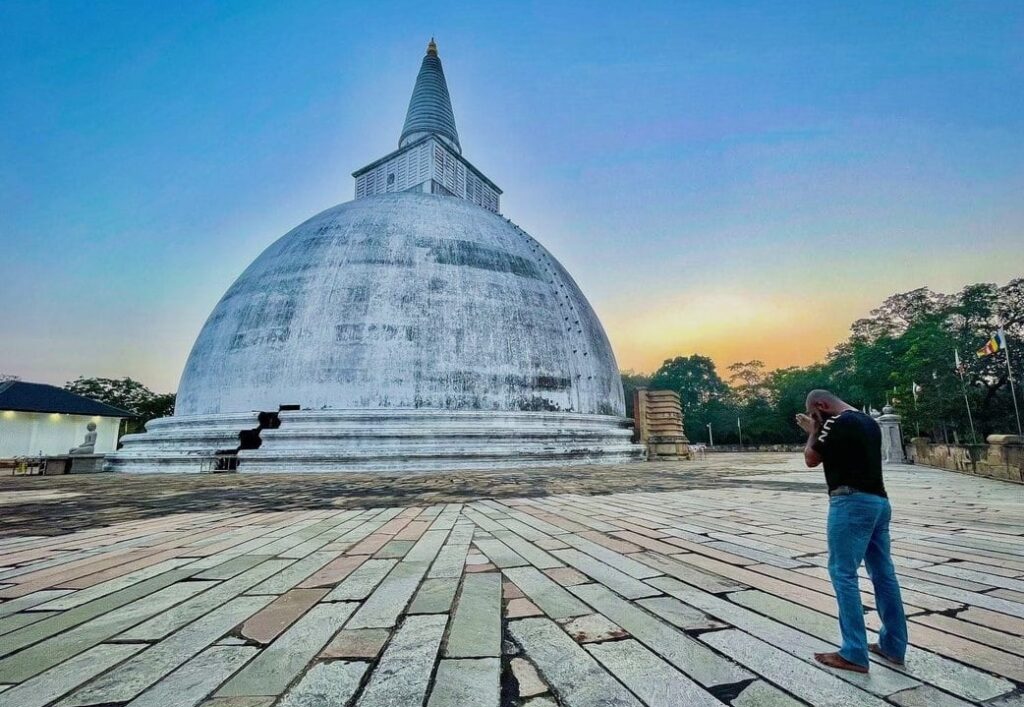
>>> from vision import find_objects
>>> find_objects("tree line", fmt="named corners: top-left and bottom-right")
top-left (623, 279), bottom-right (1024, 446)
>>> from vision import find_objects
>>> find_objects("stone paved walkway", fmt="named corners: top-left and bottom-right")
top-left (0, 454), bottom-right (1022, 706)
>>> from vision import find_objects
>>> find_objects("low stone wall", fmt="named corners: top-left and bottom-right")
top-left (907, 437), bottom-right (1023, 484)
top-left (707, 444), bottom-right (805, 453)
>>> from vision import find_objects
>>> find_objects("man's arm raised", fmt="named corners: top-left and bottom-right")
top-left (796, 413), bottom-right (822, 467)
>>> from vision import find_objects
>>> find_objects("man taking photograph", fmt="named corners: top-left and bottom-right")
top-left (796, 389), bottom-right (908, 673)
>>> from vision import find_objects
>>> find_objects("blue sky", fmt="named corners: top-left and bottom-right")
top-left (2, 1), bottom-right (1022, 391)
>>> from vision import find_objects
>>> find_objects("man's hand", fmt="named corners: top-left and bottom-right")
top-left (795, 413), bottom-right (817, 435)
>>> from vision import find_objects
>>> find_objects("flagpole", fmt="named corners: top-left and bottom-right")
top-left (1001, 328), bottom-right (1023, 437)
top-left (955, 349), bottom-right (978, 444)
top-left (911, 383), bottom-right (921, 437)
top-left (935, 373), bottom-right (949, 444)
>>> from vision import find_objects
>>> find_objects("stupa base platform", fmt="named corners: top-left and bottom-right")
top-left (105, 409), bottom-right (644, 473)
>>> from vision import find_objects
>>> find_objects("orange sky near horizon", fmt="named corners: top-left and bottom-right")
top-left (603, 290), bottom-right (865, 377)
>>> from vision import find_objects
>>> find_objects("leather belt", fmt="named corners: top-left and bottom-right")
top-left (829, 485), bottom-right (858, 497)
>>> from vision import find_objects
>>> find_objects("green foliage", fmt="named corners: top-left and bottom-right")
top-left (628, 279), bottom-right (1023, 445)
top-left (649, 355), bottom-right (734, 443)
top-left (64, 377), bottom-right (175, 434)
top-left (619, 370), bottom-right (652, 419)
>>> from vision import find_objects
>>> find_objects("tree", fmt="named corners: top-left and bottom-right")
top-left (728, 360), bottom-right (768, 402)
top-left (765, 364), bottom-right (836, 442)
top-left (619, 370), bottom-right (652, 419)
top-left (64, 377), bottom-right (175, 434)
top-left (650, 356), bottom-right (730, 409)
top-left (649, 355), bottom-right (738, 443)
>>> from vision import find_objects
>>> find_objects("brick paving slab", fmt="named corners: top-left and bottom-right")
top-left (319, 628), bottom-right (389, 659)
top-left (0, 454), bottom-right (1021, 706)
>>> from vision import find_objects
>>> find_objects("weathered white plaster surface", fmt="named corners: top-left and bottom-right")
top-left (108, 410), bottom-right (640, 473)
top-left (108, 192), bottom-right (641, 473)
top-left (176, 192), bottom-right (624, 418)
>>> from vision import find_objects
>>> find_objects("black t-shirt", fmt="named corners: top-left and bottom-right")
top-left (811, 410), bottom-right (887, 497)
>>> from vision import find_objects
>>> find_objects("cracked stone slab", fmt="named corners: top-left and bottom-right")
top-left (124, 645), bottom-right (258, 707)
top-left (889, 685), bottom-right (976, 707)
top-left (427, 658), bottom-right (500, 707)
top-left (0, 589), bottom-right (73, 619)
top-left (511, 657), bottom-right (547, 698)
top-left (560, 613), bottom-right (627, 643)
top-left (507, 598), bottom-right (543, 618)
top-left (276, 660), bottom-right (368, 707)
top-left (635, 596), bottom-right (726, 632)
top-left (701, 629), bottom-right (888, 707)
top-left (586, 638), bottom-right (723, 707)
top-left (551, 548), bottom-right (662, 599)
top-left (733, 680), bottom-right (806, 707)
top-left (356, 614), bottom-right (446, 707)
top-left (445, 573), bottom-right (501, 657)
top-left (507, 617), bottom-right (643, 707)
top-left (570, 582), bottom-right (751, 688)
top-left (502, 567), bottom-right (590, 619)
top-left (216, 602), bottom-right (355, 698)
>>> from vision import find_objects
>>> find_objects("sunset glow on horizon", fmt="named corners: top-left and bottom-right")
top-left (2, 3), bottom-right (1022, 393)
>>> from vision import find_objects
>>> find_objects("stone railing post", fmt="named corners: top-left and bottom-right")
top-left (984, 435), bottom-right (1024, 483)
top-left (877, 404), bottom-right (906, 463)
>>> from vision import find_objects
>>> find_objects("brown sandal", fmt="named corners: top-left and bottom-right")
top-left (814, 651), bottom-right (869, 673)
top-left (869, 643), bottom-right (905, 666)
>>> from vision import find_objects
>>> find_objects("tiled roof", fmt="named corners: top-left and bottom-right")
top-left (399, 40), bottom-right (461, 152)
top-left (0, 381), bottom-right (132, 417)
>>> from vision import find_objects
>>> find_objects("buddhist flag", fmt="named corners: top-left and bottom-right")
top-left (976, 334), bottom-right (1002, 358)
top-left (912, 382), bottom-right (922, 402)
top-left (955, 349), bottom-right (965, 374)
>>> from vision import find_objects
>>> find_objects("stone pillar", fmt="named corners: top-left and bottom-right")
top-left (632, 389), bottom-right (690, 460)
top-left (877, 404), bottom-right (906, 464)
top-left (983, 435), bottom-right (1024, 483)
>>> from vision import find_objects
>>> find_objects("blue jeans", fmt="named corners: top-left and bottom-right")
top-left (827, 492), bottom-right (908, 667)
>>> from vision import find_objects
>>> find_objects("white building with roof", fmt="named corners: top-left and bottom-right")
top-left (0, 381), bottom-right (129, 458)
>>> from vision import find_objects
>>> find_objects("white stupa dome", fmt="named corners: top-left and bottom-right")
top-left (109, 40), bottom-right (641, 472)
top-left (176, 192), bottom-right (624, 418)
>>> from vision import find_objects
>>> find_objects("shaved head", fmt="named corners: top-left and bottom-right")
top-left (806, 389), bottom-right (853, 419)
top-left (806, 389), bottom-right (842, 407)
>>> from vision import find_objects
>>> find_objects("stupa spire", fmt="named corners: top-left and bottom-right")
top-left (400, 39), bottom-right (461, 153)
top-left (353, 41), bottom-right (500, 212)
